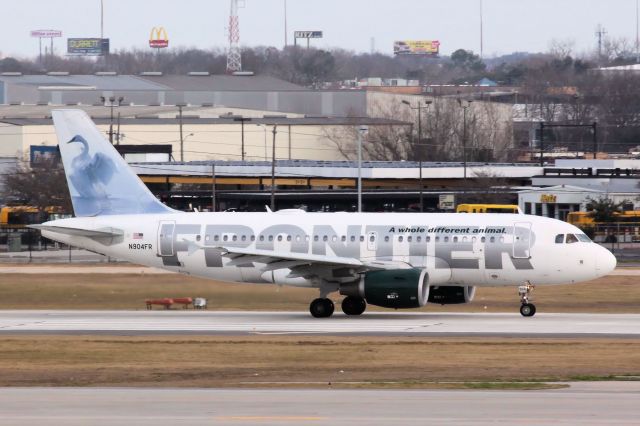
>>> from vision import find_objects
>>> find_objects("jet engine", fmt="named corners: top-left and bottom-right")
top-left (340, 268), bottom-right (429, 309)
top-left (427, 286), bottom-right (476, 305)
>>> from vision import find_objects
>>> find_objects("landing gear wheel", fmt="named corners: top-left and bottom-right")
top-left (518, 282), bottom-right (536, 317)
top-left (520, 303), bottom-right (536, 317)
top-left (310, 298), bottom-right (334, 318)
top-left (341, 296), bottom-right (367, 316)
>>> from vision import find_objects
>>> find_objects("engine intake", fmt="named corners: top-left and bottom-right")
top-left (428, 286), bottom-right (476, 305)
top-left (341, 269), bottom-right (429, 309)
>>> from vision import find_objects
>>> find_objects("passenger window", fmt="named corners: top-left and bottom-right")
top-left (426, 236), bottom-right (431, 242)
top-left (417, 236), bottom-right (422, 242)
top-left (332, 236), bottom-right (337, 242)
top-left (369, 235), bottom-right (375, 242)
top-left (196, 235), bottom-right (201, 242)
top-left (350, 236), bottom-right (356, 242)
top-left (314, 235), bottom-right (319, 242)
top-left (360, 236), bottom-right (365, 242)
top-left (408, 236), bottom-right (412, 243)
top-left (490, 236), bottom-right (495, 243)
top-left (398, 236), bottom-right (403, 243)
top-left (566, 234), bottom-right (579, 244)
top-left (323, 236), bottom-right (328, 242)
top-left (241, 235), bottom-right (246, 241)
top-left (223, 235), bottom-right (228, 242)
top-left (251, 235), bottom-right (255, 241)
top-left (435, 236), bottom-right (439, 242)
top-left (453, 236), bottom-right (458, 243)
top-left (295, 235), bottom-right (300, 242)
top-left (268, 235), bottom-right (274, 242)
top-left (277, 235), bottom-right (282, 242)
top-left (205, 235), bottom-right (210, 242)
top-left (481, 236), bottom-right (486, 243)
top-left (555, 234), bottom-right (564, 244)
top-left (384, 236), bottom-right (390, 242)
top-left (259, 235), bottom-right (264, 242)
top-left (232, 235), bottom-right (237, 241)
top-left (341, 236), bottom-right (346, 242)
top-left (287, 235), bottom-right (292, 242)
top-left (444, 236), bottom-right (449, 242)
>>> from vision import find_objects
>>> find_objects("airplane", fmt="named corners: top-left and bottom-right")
top-left (33, 109), bottom-right (617, 318)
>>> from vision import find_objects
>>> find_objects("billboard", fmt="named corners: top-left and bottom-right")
top-left (294, 31), bottom-right (323, 39)
top-left (67, 38), bottom-right (110, 56)
top-left (394, 40), bottom-right (440, 56)
top-left (149, 27), bottom-right (169, 48)
top-left (31, 30), bottom-right (62, 38)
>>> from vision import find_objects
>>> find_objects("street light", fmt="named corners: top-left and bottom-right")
top-left (100, 95), bottom-right (124, 144)
top-left (401, 99), bottom-right (432, 212)
top-left (257, 124), bottom-right (269, 160)
top-left (457, 99), bottom-right (473, 183)
top-left (357, 125), bottom-right (368, 212)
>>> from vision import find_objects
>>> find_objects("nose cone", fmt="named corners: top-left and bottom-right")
top-left (596, 246), bottom-right (617, 277)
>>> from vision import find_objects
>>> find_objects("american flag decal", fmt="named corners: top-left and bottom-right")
top-left (133, 233), bottom-right (144, 239)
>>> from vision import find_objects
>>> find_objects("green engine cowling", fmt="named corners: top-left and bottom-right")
top-left (354, 268), bottom-right (429, 309)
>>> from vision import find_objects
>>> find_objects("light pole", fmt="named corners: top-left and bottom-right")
top-left (457, 99), bottom-right (473, 183)
top-left (271, 125), bottom-right (278, 211)
top-left (357, 126), bottom-right (368, 213)
top-left (402, 99), bottom-right (432, 212)
top-left (257, 124), bottom-right (268, 160)
top-left (233, 116), bottom-right (251, 161)
top-left (100, 95), bottom-right (124, 144)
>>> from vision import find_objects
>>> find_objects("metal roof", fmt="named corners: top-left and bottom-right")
top-left (0, 74), bottom-right (305, 92)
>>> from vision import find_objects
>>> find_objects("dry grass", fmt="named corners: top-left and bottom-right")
top-left (0, 336), bottom-right (637, 388)
top-left (0, 273), bottom-right (639, 312)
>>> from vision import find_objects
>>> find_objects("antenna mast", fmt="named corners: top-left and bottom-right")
top-left (227, 0), bottom-right (242, 73)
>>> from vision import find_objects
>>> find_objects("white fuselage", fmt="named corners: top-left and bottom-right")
top-left (40, 211), bottom-right (616, 289)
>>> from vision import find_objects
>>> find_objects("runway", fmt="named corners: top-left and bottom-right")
top-left (1, 383), bottom-right (639, 425)
top-left (1, 310), bottom-right (639, 337)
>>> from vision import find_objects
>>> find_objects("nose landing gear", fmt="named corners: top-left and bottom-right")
top-left (518, 282), bottom-right (536, 317)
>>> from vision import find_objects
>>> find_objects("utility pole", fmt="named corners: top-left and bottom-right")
top-left (539, 122), bottom-right (545, 167)
top-left (479, 0), bottom-right (484, 59)
top-left (595, 25), bottom-right (607, 64)
top-left (357, 126), bottom-right (367, 213)
top-left (402, 99), bottom-right (432, 212)
top-left (271, 125), bottom-right (277, 211)
top-left (457, 99), bottom-right (472, 182)
top-left (100, 0), bottom-right (104, 40)
top-left (178, 105), bottom-right (184, 162)
top-left (211, 163), bottom-right (216, 212)
top-left (101, 95), bottom-right (123, 144)
top-left (116, 112), bottom-right (121, 145)
top-left (284, 0), bottom-right (288, 47)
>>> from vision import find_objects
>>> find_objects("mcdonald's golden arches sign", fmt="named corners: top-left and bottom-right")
top-left (149, 27), bottom-right (169, 48)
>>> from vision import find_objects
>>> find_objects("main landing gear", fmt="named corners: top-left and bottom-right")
top-left (309, 296), bottom-right (367, 318)
top-left (518, 282), bottom-right (536, 317)
top-left (310, 298), bottom-right (334, 318)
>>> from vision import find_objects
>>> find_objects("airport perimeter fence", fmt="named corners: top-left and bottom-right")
top-left (0, 226), bottom-right (114, 263)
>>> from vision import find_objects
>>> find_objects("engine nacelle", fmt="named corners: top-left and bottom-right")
top-left (341, 268), bottom-right (429, 309)
top-left (427, 286), bottom-right (476, 305)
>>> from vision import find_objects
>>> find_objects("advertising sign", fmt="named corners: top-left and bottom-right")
top-left (30, 145), bottom-right (59, 166)
top-left (294, 31), bottom-right (323, 39)
top-left (149, 27), bottom-right (169, 48)
top-left (438, 194), bottom-right (455, 210)
top-left (30, 30), bottom-right (62, 38)
top-left (394, 40), bottom-right (440, 56)
top-left (67, 38), bottom-right (110, 56)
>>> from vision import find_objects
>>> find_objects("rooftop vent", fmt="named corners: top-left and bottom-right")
top-left (188, 71), bottom-right (210, 76)
top-left (1, 72), bottom-right (22, 76)
top-left (139, 71), bottom-right (163, 76)
top-left (95, 71), bottom-right (117, 76)
top-left (46, 71), bottom-right (70, 76)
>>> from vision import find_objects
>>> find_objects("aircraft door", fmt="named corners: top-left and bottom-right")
top-left (157, 220), bottom-right (176, 256)
top-left (512, 222), bottom-right (532, 259)
top-left (366, 231), bottom-right (378, 252)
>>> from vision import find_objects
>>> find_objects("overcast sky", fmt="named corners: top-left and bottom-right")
top-left (1, 0), bottom-right (637, 58)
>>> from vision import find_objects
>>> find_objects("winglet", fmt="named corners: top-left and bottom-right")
top-left (52, 109), bottom-right (174, 217)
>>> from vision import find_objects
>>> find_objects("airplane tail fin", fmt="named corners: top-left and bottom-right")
top-left (52, 109), bottom-right (174, 217)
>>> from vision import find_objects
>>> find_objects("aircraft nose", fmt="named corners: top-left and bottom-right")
top-left (596, 246), bottom-right (617, 276)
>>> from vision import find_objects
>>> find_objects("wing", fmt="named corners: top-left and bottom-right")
top-left (215, 246), bottom-right (412, 283)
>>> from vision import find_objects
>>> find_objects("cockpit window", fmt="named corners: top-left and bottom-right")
top-left (555, 234), bottom-right (564, 244)
top-left (566, 234), bottom-right (579, 244)
top-left (577, 234), bottom-right (591, 242)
